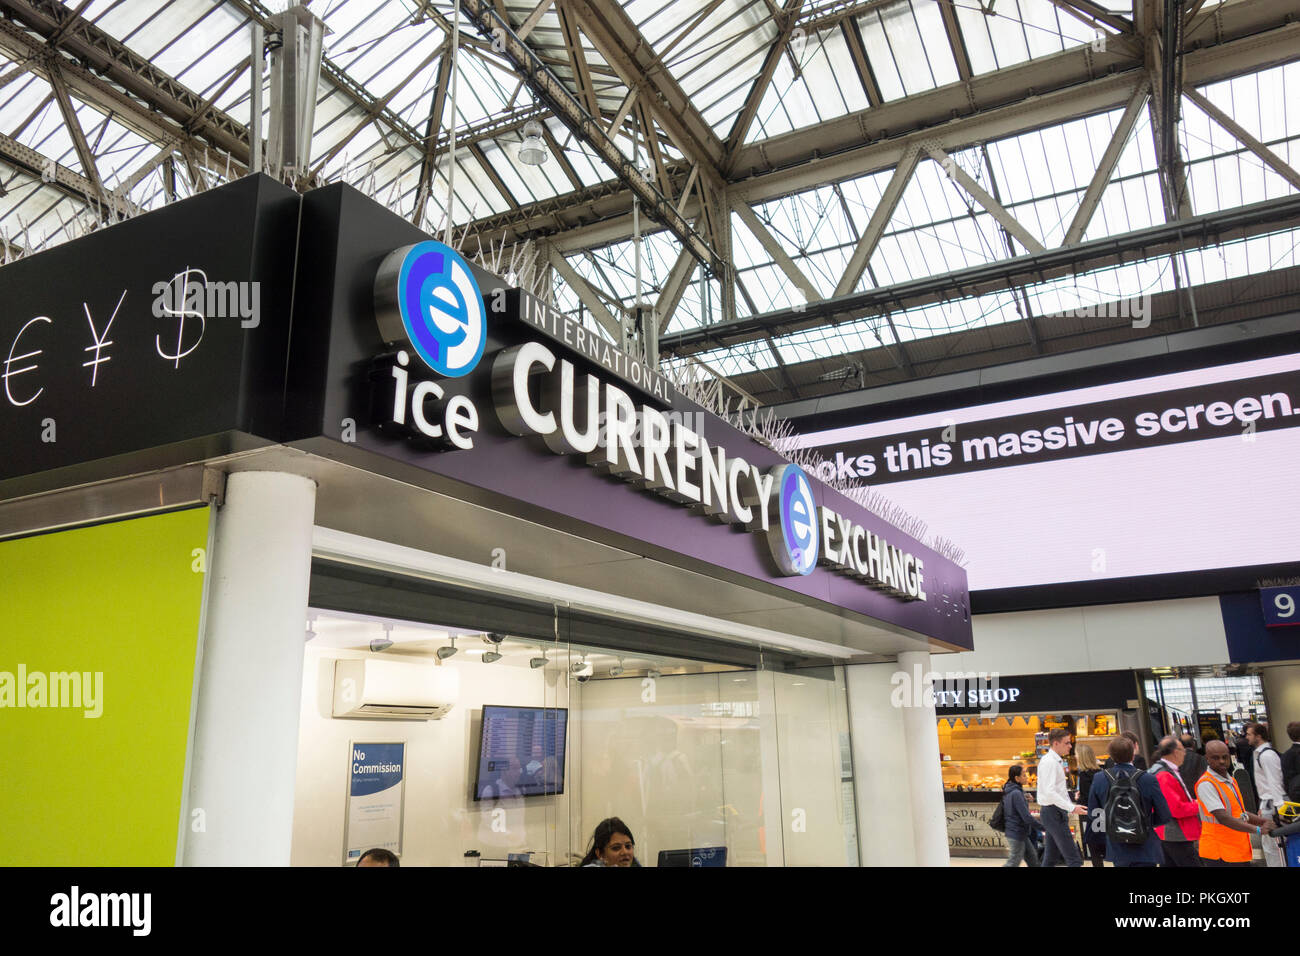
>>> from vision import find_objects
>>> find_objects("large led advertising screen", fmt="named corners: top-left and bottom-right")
top-left (795, 353), bottom-right (1300, 592)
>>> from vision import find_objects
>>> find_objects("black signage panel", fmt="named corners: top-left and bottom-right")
top-left (935, 669), bottom-right (1137, 715)
top-left (0, 178), bottom-right (972, 648)
top-left (0, 176), bottom-right (299, 487)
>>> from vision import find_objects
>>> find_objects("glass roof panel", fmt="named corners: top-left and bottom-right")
top-left (327, 1), bottom-right (423, 70)
top-left (0, 0), bottom-right (1294, 372)
top-left (904, 0), bottom-right (958, 90)
top-left (856, 9), bottom-right (907, 101)
top-left (954, 0), bottom-right (1099, 77)
top-left (748, 23), bottom-right (868, 143)
top-left (1194, 61), bottom-right (1299, 147)
top-left (739, 221), bottom-right (1300, 373)
top-left (133, 1), bottom-right (229, 64)
top-left (639, 0), bottom-right (775, 136)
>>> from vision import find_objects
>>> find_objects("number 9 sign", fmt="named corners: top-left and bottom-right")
top-left (1260, 585), bottom-right (1300, 628)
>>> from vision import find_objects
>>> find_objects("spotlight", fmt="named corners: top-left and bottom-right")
top-left (436, 636), bottom-right (458, 660)
top-left (518, 120), bottom-right (549, 166)
top-left (609, 659), bottom-right (625, 678)
top-left (646, 668), bottom-right (662, 680)
top-left (530, 650), bottom-right (548, 669)
top-left (370, 622), bottom-right (394, 653)
top-left (570, 658), bottom-right (593, 678)
top-left (482, 651), bottom-right (502, 663)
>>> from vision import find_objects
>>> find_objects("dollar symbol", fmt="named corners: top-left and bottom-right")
top-left (155, 267), bottom-right (207, 368)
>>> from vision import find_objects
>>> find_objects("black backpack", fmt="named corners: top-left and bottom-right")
top-left (989, 797), bottom-right (1007, 833)
top-left (1103, 768), bottom-right (1150, 844)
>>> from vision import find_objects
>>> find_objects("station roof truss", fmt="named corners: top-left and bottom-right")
top-left (0, 0), bottom-right (1297, 404)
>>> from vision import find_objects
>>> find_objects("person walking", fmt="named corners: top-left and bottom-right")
top-left (1283, 721), bottom-right (1300, 802)
top-left (1150, 735), bottom-right (1201, 866)
top-left (1101, 730), bottom-right (1147, 770)
top-left (1178, 733), bottom-right (1207, 797)
top-left (1232, 727), bottom-right (1256, 799)
top-left (1087, 735), bottom-right (1170, 867)
top-left (1002, 764), bottom-right (1043, 867)
top-left (1075, 743), bottom-right (1106, 867)
top-left (1196, 739), bottom-right (1274, 867)
top-left (1246, 722), bottom-right (1286, 867)
top-left (1037, 727), bottom-right (1086, 867)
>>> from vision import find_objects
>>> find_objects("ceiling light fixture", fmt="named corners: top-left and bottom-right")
top-left (609, 658), bottom-right (625, 678)
top-left (518, 120), bottom-right (549, 166)
top-left (436, 636), bottom-right (459, 660)
top-left (530, 650), bottom-right (548, 669)
top-left (482, 650), bottom-right (503, 664)
top-left (370, 622), bottom-right (394, 653)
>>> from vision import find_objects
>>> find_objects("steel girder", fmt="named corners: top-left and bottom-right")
top-left (659, 193), bottom-right (1300, 356)
top-left (457, 0), bottom-right (723, 273)
top-left (0, 0), bottom-right (249, 161)
top-left (561, 0), bottom-right (726, 179)
top-left (465, 2), bottom-right (1297, 254)
top-left (0, 0), bottom-right (562, 231)
top-left (0, 129), bottom-right (130, 217)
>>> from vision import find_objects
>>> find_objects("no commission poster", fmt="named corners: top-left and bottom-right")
top-left (344, 742), bottom-right (405, 865)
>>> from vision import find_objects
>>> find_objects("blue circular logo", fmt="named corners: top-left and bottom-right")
top-left (390, 240), bottom-right (486, 377)
top-left (776, 464), bottom-right (818, 575)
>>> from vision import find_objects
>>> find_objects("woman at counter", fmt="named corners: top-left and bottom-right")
top-left (1002, 765), bottom-right (1043, 867)
top-left (580, 817), bottom-right (640, 867)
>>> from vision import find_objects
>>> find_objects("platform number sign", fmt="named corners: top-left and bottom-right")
top-left (1260, 586), bottom-right (1300, 628)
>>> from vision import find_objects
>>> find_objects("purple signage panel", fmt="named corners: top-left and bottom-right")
top-left (288, 185), bottom-right (971, 649)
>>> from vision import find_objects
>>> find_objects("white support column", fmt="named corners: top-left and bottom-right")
top-left (898, 651), bottom-right (950, 866)
top-left (182, 471), bottom-right (317, 866)
top-left (845, 661), bottom-right (917, 865)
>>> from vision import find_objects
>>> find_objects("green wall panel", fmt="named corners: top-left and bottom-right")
top-left (0, 508), bottom-right (209, 865)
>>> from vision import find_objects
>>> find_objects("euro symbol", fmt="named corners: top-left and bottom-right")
top-left (155, 267), bottom-right (207, 368)
top-left (4, 315), bottom-right (52, 407)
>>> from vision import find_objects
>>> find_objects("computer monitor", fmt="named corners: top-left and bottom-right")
top-left (656, 847), bottom-right (727, 867)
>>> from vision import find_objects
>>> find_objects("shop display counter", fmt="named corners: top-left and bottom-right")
top-left (940, 711), bottom-right (1119, 857)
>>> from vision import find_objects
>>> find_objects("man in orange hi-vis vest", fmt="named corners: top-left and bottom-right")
top-left (1196, 739), bottom-right (1275, 866)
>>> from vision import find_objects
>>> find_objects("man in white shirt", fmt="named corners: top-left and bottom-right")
top-left (1036, 726), bottom-right (1087, 867)
top-left (1246, 722), bottom-right (1286, 867)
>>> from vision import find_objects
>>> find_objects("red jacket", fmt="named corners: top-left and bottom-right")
top-left (1153, 761), bottom-right (1202, 841)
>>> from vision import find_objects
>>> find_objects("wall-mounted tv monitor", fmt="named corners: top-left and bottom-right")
top-left (473, 705), bottom-right (567, 800)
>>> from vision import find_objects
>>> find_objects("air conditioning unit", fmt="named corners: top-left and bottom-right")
top-left (332, 658), bottom-right (457, 720)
